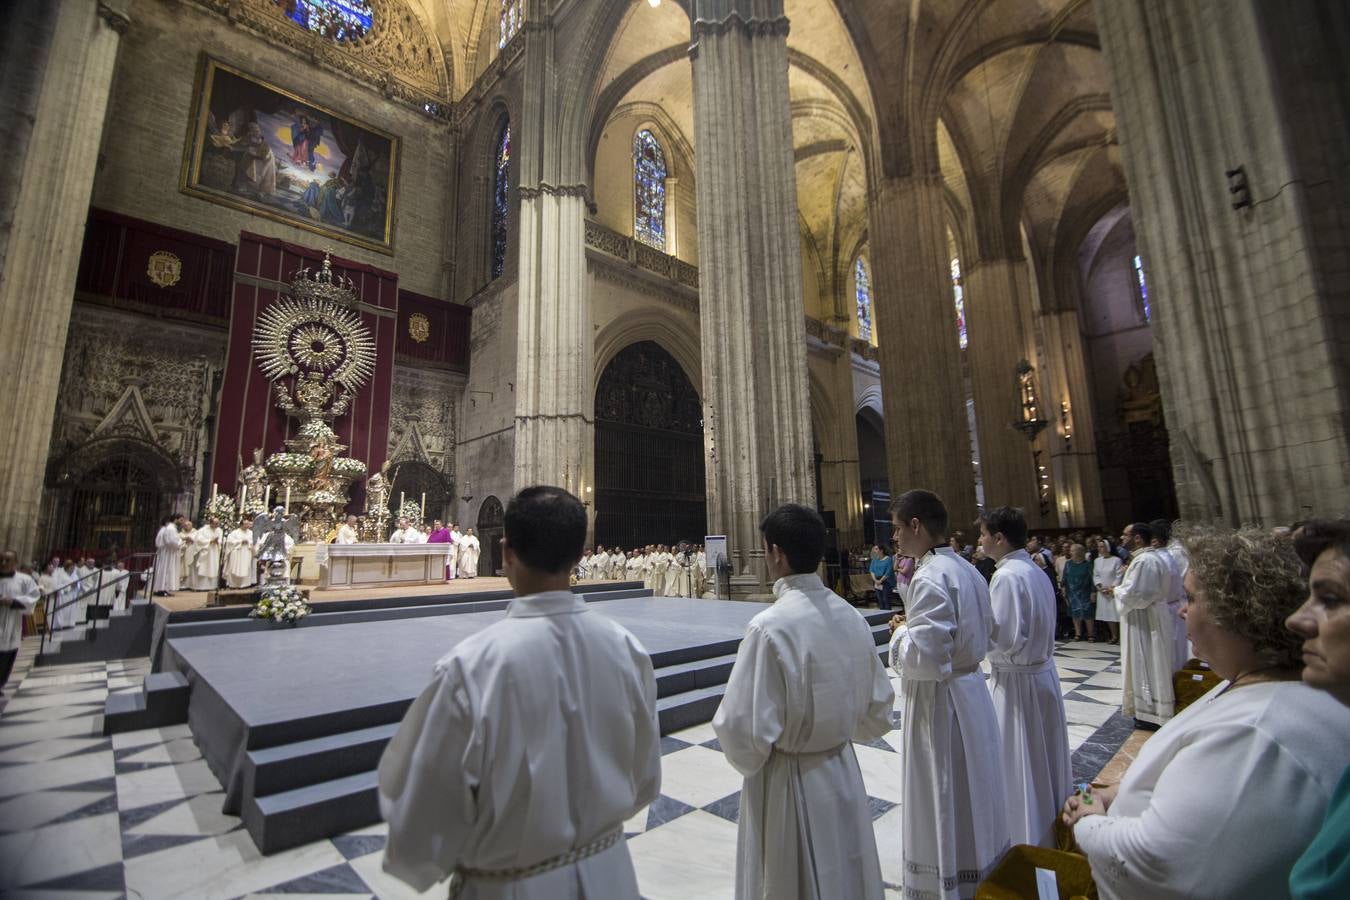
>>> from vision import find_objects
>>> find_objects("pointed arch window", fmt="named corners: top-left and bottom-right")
top-left (854, 256), bottom-right (873, 342)
top-left (491, 122), bottom-right (510, 279)
top-left (1132, 254), bottom-right (1151, 322)
top-left (499, 1), bottom-right (522, 49)
top-left (633, 130), bottom-right (668, 251)
top-left (951, 257), bottom-right (967, 349)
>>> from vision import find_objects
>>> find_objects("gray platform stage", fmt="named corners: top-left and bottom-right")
top-left (105, 587), bottom-right (892, 855)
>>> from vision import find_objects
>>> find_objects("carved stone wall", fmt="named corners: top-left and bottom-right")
top-left (387, 365), bottom-right (464, 479)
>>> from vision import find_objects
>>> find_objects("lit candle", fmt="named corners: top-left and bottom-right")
top-left (240, 485), bottom-right (247, 510)
top-left (421, 492), bottom-right (426, 518)
top-left (211, 483), bottom-right (218, 503)
top-left (284, 485), bottom-right (291, 514)
top-left (400, 491), bottom-right (405, 514)
top-left (264, 485), bottom-right (271, 508)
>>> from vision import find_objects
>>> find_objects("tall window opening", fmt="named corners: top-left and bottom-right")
top-left (1132, 254), bottom-right (1151, 322)
top-left (951, 257), bottom-right (967, 350)
top-left (499, 1), bottom-right (522, 48)
top-left (854, 256), bottom-right (873, 342)
top-left (633, 130), bottom-right (668, 251)
top-left (491, 122), bottom-right (510, 279)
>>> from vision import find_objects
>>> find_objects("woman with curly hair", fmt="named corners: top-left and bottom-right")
top-left (1060, 526), bottom-right (1350, 900)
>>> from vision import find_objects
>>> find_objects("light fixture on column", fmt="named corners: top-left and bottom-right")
top-left (584, 485), bottom-right (593, 509)
top-left (1060, 400), bottom-right (1073, 452)
top-left (459, 480), bottom-right (473, 506)
top-left (1012, 359), bottom-right (1049, 442)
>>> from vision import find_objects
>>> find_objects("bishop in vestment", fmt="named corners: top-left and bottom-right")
top-left (892, 490), bottom-right (1009, 899)
top-left (713, 504), bottom-right (893, 900)
top-left (379, 486), bottom-right (660, 898)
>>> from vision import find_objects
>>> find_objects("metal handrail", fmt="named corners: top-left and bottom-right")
top-left (37, 569), bottom-right (132, 657)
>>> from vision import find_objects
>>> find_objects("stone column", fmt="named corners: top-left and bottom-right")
top-left (868, 174), bottom-right (978, 527)
top-left (1097, 0), bottom-right (1350, 523)
top-left (963, 256), bottom-right (1042, 520)
top-left (0, 0), bottom-right (126, 559)
top-left (690, 1), bottom-right (815, 592)
top-left (512, 22), bottom-right (594, 496)
top-left (1038, 310), bottom-right (1106, 527)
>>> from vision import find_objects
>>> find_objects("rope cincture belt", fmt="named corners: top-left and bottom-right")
top-left (448, 826), bottom-right (624, 897)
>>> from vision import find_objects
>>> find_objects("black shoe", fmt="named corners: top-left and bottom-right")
top-left (1133, 719), bottom-right (1162, 732)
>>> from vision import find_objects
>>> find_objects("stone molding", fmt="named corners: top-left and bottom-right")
top-left (518, 182), bottom-right (589, 199)
top-left (96, 0), bottom-right (131, 34)
top-left (690, 13), bottom-right (791, 48)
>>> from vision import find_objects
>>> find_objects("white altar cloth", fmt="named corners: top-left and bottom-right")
top-left (315, 542), bottom-right (452, 590)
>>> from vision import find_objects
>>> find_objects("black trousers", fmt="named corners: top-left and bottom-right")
top-left (0, 648), bottom-right (17, 692)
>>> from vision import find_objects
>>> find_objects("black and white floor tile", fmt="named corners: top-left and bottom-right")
top-left (0, 638), bottom-right (1128, 899)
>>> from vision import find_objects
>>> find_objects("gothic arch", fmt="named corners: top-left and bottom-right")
top-left (593, 313), bottom-right (702, 398)
top-left (855, 383), bottom-right (884, 420)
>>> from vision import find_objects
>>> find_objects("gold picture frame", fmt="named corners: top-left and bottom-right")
top-left (181, 56), bottom-right (399, 254)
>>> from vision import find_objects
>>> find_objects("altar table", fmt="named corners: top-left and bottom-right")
top-left (315, 542), bottom-right (451, 590)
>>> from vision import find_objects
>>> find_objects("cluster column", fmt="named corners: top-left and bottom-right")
top-left (689, 1), bottom-right (815, 592)
top-left (0, 0), bottom-right (127, 558)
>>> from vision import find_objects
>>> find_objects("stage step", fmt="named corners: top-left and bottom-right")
top-left (102, 671), bottom-right (191, 735)
top-left (245, 770), bottom-right (381, 856)
top-left (243, 722), bottom-right (399, 798)
top-left (655, 652), bottom-right (738, 699)
top-left (38, 599), bottom-right (155, 667)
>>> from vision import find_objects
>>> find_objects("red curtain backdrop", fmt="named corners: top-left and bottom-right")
top-left (211, 232), bottom-right (397, 512)
top-left (395, 289), bottom-right (471, 372)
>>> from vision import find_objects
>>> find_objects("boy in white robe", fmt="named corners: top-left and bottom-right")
top-left (224, 520), bottom-right (257, 588)
top-left (152, 515), bottom-right (183, 595)
top-left (379, 485), bottom-right (660, 898)
top-left (891, 489), bottom-right (1009, 900)
top-left (1, 551), bottom-right (41, 694)
top-left (978, 507), bottom-right (1072, 847)
top-left (1109, 522), bottom-right (1176, 728)
top-left (713, 504), bottom-right (894, 900)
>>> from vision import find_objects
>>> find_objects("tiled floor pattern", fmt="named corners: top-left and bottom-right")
top-left (0, 638), bottom-right (1128, 899)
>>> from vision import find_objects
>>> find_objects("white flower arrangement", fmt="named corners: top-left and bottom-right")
top-left (331, 457), bottom-right (367, 475)
top-left (205, 495), bottom-right (238, 523)
top-left (306, 489), bottom-right (344, 504)
top-left (265, 453), bottom-right (315, 474)
top-left (249, 586), bottom-right (312, 625)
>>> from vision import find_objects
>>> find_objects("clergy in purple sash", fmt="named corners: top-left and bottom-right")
top-left (427, 519), bottom-right (454, 580)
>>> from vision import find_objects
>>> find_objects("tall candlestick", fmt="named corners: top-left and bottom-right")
top-left (421, 492), bottom-right (426, 519)
top-left (211, 483), bottom-right (218, 503)
top-left (264, 485), bottom-right (271, 509)
top-left (400, 491), bottom-right (405, 515)
top-left (240, 485), bottom-right (247, 511)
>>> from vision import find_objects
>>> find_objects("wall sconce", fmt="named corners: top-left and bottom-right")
top-left (1060, 400), bottom-right (1073, 452)
top-left (459, 480), bottom-right (473, 505)
top-left (1012, 360), bottom-right (1049, 442)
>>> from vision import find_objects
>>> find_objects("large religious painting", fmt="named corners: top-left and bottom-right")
top-left (181, 57), bottom-right (399, 254)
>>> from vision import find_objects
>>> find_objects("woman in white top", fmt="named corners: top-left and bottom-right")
top-left (1092, 538), bottom-right (1124, 643)
top-left (1063, 527), bottom-right (1350, 900)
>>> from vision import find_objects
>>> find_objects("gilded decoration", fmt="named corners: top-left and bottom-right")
top-left (146, 250), bottom-right (183, 288)
top-left (408, 312), bottom-right (430, 343)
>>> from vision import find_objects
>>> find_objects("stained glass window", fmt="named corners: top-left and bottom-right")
top-left (854, 256), bottom-right (873, 342)
top-left (278, 0), bottom-right (372, 42)
top-left (1133, 254), bottom-right (1151, 322)
top-left (491, 123), bottom-right (510, 279)
top-left (951, 257), bottom-right (967, 349)
top-left (633, 130), bottom-right (668, 251)
top-left (499, 1), bottom-right (522, 49)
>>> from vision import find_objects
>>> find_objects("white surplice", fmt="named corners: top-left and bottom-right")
top-left (1, 571), bottom-right (40, 653)
top-left (590, 551), bottom-right (610, 582)
top-left (379, 590), bottom-right (661, 898)
top-left (223, 528), bottom-right (256, 588)
top-left (191, 525), bottom-right (222, 591)
top-left (389, 526), bottom-right (423, 544)
top-left (987, 550), bottom-right (1072, 847)
top-left (1157, 545), bottom-right (1190, 669)
top-left (896, 547), bottom-right (1009, 900)
top-left (1116, 548), bottom-right (1176, 725)
top-left (1092, 556), bottom-right (1123, 623)
top-left (53, 567), bottom-right (80, 629)
top-left (457, 535), bottom-right (481, 578)
top-left (712, 573), bottom-right (894, 900)
top-left (151, 523), bottom-right (182, 594)
top-left (335, 524), bottom-right (359, 545)
top-left (1075, 680), bottom-right (1350, 900)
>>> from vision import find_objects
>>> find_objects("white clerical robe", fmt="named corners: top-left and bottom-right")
top-left (53, 568), bottom-right (80, 629)
top-left (1075, 680), bottom-right (1350, 900)
top-left (650, 553), bottom-right (671, 593)
top-left (335, 524), bottom-right (359, 545)
top-left (624, 556), bottom-right (643, 581)
top-left (1116, 548), bottom-right (1176, 725)
top-left (896, 547), bottom-right (1009, 899)
top-left (1, 571), bottom-right (40, 653)
top-left (224, 528), bottom-right (256, 588)
top-left (713, 573), bottom-right (894, 900)
top-left (988, 550), bottom-right (1072, 847)
top-left (448, 530), bottom-right (463, 578)
top-left (591, 552), bottom-right (610, 582)
top-left (389, 527), bottom-right (423, 544)
top-left (152, 523), bottom-right (182, 594)
top-left (1092, 556), bottom-right (1123, 623)
top-left (379, 590), bottom-right (661, 898)
top-left (1157, 545), bottom-right (1190, 669)
top-left (180, 529), bottom-right (196, 589)
top-left (191, 526), bottom-right (222, 591)
top-left (457, 535), bottom-right (481, 578)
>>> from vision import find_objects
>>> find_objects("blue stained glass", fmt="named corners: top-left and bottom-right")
top-left (633, 130), bottom-right (668, 251)
top-left (1133, 254), bottom-right (1151, 322)
top-left (491, 124), bottom-right (510, 279)
top-left (855, 257), bottom-right (873, 342)
top-left (951, 257), bottom-right (967, 350)
top-left (499, 1), bottom-right (522, 49)
top-left (280, 1), bottom-right (372, 41)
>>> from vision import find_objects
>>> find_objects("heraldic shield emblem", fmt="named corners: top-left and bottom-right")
top-left (408, 312), bottom-right (431, 343)
top-left (147, 250), bottom-right (183, 288)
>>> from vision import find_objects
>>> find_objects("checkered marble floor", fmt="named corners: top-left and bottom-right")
top-left (0, 638), bottom-right (1127, 899)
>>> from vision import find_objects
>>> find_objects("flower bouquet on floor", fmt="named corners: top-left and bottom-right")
top-left (249, 585), bottom-right (311, 625)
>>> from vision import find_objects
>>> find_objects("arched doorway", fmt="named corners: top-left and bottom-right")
top-left (856, 408), bottom-right (889, 546)
top-left (476, 495), bottom-right (504, 576)
top-left (45, 437), bottom-right (184, 559)
top-left (388, 460), bottom-right (450, 524)
top-left (594, 341), bottom-right (705, 548)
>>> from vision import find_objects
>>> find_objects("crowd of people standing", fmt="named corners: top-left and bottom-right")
top-left (575, 543), bottom-right (707, 597)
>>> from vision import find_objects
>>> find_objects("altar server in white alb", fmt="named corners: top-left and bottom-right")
top-left (457, 527), bottom-right (481, 578)
top-left (151, 514), bottom-right (184, 595)
top-left (379, 485), bottom-right (661, 898)
top-left (1149, 519), bottom-right (1191, 670)
top-left (190, 516), bottom-right (223, 591)
top-left (978, 506), bottom-right (1072, 847)
top-left (389, 517), bottom-right (424, 544)
top-left (0, 551), bottom-right (40, 695)
top-left (1110, 522), bottom-right (1176, 728)
top-left (224, 519), bottom-right (257, 588)
top-left (713, 504), bottom-right (894, 900)
top-left (891, 489), bottom-right (1009, 900)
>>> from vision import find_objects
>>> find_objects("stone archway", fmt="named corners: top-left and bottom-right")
top-left (389, 460), bottom-right (450, 524)
top-left (476, 495), bottom-right (504, 577)
top-left (594, 341), bottom-right (706, 549)
top-left (856, 408), bottom-right (889, 547)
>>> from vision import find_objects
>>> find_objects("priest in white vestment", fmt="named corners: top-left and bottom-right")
top-left (457, 528), bottom-right (481, 578)
top-left (713, 504), bottom-right (893, 900)
top-left (447, 525), bottom-right (463, 579)
top-left (224, 521), bottom-right (257, 588)
top-left (891, 490), bottom-right (1009, 899)
top-left (190, 517), bottom-right (223, 591)
top-left (53, 560), bottom-right (80, 630)
top-left (1110, 523), bottom-right (1176, 727)
top-left (591, 547), bottom-right (610, 582)
top-left (336, 515), bottom-right (360, 545)
top-left (389, 517), bottom-right (423, 544)
top-left (978, 508), bottom-right (1072, 847)
top-left (1, 552), bottom-right (40, 692)
top-left (379, 486), bottom-right (660, 898)
top-left (1150, 521), bottom-right (1190, 669)
top-left (152, 515), bottom-right (184, 595)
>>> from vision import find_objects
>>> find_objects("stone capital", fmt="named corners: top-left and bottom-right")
top-left (96, 0), bottom-right (131, 34)
top-left (689, 13), bottom-right (790, 58)
top-left (517, 182), bottom-right (589, 200)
